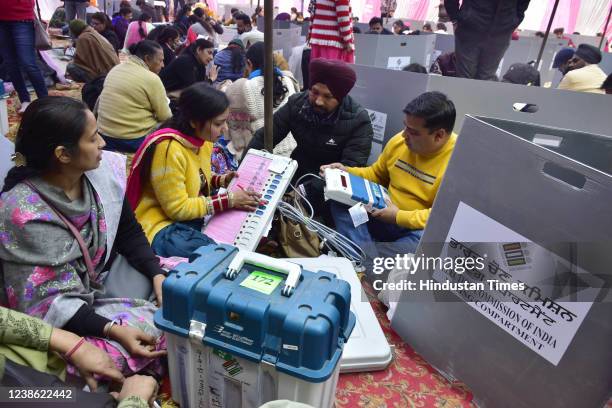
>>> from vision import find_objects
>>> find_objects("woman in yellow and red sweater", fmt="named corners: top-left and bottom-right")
top-left (126, 83), bottom-right (261, 258)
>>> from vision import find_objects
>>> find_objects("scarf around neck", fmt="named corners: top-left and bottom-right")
top-left (126, 128), bottom-right (204, 209)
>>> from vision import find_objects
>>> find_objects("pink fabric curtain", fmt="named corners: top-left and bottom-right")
top-left (567, 0), bottom-right (581, 33)
top-left (409, 0), bottom-right (431, 20)
top-left (361, 0), bottom-right (382, 22)
top-left (208, 0), bottom-right (218, 14)
top-left (540, 0), bottom-right (573, 32)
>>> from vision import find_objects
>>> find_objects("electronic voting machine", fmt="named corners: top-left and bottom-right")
top-left (204, 149), bottom-right (297, 251)
top-left (323, 168), bottom-right (389, 210)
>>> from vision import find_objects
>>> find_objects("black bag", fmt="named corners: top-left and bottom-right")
top-left (82, 75), bottom-right (107, 112)
top-left (1, 359), bottom-right (116, 408)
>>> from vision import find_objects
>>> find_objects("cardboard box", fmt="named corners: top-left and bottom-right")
top-left (390, 115), bottom-right (612, 408)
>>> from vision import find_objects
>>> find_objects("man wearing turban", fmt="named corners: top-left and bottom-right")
top-left (247, 58), bottom-right (373, 220)
top-left (558, 44), bottom-right (608, 94)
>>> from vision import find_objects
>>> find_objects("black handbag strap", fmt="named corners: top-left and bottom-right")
top-left (35, 0), bottom-right (42, 21)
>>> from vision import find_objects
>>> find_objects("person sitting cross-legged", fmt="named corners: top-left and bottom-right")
top-left (321, 92), bottom-right (457, 279)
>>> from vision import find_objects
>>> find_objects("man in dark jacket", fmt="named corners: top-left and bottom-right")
top-left (445, 0), bottom-right (531, 80)
top-left (248, 58), bottom-right (374, 218)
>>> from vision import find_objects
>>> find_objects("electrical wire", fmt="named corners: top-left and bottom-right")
top-left (278, 173), bottom-right (366, 269)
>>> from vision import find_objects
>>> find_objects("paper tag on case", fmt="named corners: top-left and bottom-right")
top-left (349, 202), bottom-right (369, 228)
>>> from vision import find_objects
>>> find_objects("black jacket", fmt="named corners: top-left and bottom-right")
top-left (161, 43), bottom-right (176, 68)
top-left (100, 29), bottom-right (120, 54)
top-left (160, 50), bottom-right (208, 92)
top-left (444, 0), bottom-right (530, 35)
top-left (248, 91), bottom-right (373, 180)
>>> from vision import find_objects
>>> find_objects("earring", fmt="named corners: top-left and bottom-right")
top-left (10, 152), bottom-right (27, 167)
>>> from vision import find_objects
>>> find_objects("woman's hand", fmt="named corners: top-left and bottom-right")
top-left (49, 329), bottom-right (124, 391)
top-left (111, 375), bottom-right (159, 405)
top-left (231, 188), bottom-right (262, 211)
top-left (71, 341), bottom-right (125, 391)
top-left (209, 64), bottom-right (219, 82)
top-left (153, 274), bottom-right (166, 307)
top-left (222, 171), bottom-right (238, 188)
top-left (109, 325), bottom-right (167, 359)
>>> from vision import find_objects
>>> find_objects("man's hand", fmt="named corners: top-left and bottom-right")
top-left (370, 198), bottom-right (399, 224)
top-left (319, 163), bottom-right (347, 176)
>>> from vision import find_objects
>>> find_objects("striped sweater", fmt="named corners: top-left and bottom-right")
top-left (309, 0), bottom-right (353, 50)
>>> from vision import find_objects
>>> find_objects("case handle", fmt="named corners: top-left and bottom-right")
top-left (226, 251), bottom-right (302, 297)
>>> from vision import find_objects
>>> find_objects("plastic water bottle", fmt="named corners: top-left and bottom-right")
top-left (0, 80), bottom-right (4, 97)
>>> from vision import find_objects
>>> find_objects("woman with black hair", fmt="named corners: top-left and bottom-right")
top-left (90, 12), bottom-right (121, 53)
top-left (213, 38), bottom-right (246, 83)
top-left (174, 4), bottom-right (192, 36)
top-left (155, 26), bottom-right (181, 67)
top-left (0, 96), bottom-right (167, 377)
top-left (224, 41), bottom-right (298, 157)
top-left (123, 12), bottom-right (154, 51)
top-left (97, 40), bottom-right (171, 153)
top-left (185, 7), bottom-right (223, 48)
top-left (160, 38), bottom-right (218, 95)
top-left (126, 83), bottom-right (262, 258)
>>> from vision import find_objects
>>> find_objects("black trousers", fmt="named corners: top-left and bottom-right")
top-left (454, 27), bottom-right (512, 81)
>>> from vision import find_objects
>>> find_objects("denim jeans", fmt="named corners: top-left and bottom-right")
top-left (152, 221), bottom-right (215, 258)
top-left (101, 134), bottom-right (145, 153)
top-left (330, 201), bottom-right (423, 276)
top-left (0, 21), bottom-right (49, 103)
top-left (64, 1), bottom-right (88, 22)
top-left (65, 62), bottom-right (92, 83)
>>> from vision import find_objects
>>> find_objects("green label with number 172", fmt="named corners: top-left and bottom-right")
top-left (240, 270), bottom-right (283, 295)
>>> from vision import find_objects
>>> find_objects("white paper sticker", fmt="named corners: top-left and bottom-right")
top-left (387, 56), bottom-right (411, 71)
top-left (532, 134), bottom-right (563, 148)
top-left (207, 348), bottom-right (261, 407)
top-left (348, 202), bottom-right (369, 228)
top-left (366, 109), bottom-right (388, 143)
top-left (432, 201), bottom-right (599, 366)
top-left (496, 58), bottom-right (504, 79)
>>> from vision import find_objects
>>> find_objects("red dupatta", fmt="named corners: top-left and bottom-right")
top-left (126, 128), bottom-right (204, 209)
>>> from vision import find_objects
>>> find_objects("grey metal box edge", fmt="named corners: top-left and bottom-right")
top-left (390, 115), bottom-right (612, 408)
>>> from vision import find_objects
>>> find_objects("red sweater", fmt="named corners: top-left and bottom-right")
top-left (309, 0), bottom-right (353, 50)
top-left (0, 0), bottom-right (35, 21)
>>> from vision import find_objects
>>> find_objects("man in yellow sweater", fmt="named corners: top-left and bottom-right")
top-left (321, 91), bottom-right (457, 264)
top-left (558, 44), bottom-right (607, 94)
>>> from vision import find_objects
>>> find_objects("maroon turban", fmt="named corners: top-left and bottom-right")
top-left (309, 58), bottom-right (357, 101)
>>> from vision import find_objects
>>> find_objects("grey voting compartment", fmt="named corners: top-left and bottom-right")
top-left (568, 34), bottom-right (600, 47)
top-left (355, 34), bottom-right (436, 69)
top-left (433, 33), bottom-right (455, 56)
top-left (257, 16), bottom-right (290, 30)
top-left (353, 22), bottom-right (370, 33)
top-left (270, 27), bottom-right (302, 60)
top-left (601, 52), bottom-right (612, 75)
top-left (349, 64), bottom-right (429, 163)
top-left (427, 74), bottom-right (612, 136)
top-left (391, 115), bottom-right (612, 408)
